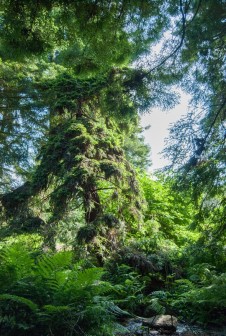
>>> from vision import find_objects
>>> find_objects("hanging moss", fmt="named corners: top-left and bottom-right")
top-left (77, 225), bottom-right (97, 244)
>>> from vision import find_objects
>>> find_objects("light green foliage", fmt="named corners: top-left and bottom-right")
top-left (138, 173), bottom-right (195, 245)
top-left (0, 233), bottom-right (43, 250)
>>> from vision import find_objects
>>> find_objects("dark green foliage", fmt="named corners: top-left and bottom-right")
top-left (170, 273), bottom-right (226, 325)
top-left (0, 0), bottom-right (167, 63)
top-left (0, 294), bottom-right (39, 335)
top-left (104, 262), bottom-right (168, 317)
top-left (0, 242), bottom-right (124, 336)
top-left (77, 224), bottom-right (97, 244)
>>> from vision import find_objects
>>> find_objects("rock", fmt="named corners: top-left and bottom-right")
top-left (142, 315), bottom-right (178, 332)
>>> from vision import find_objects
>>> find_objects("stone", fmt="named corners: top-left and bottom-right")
top-left (142, 315), bottom-right (178, 332)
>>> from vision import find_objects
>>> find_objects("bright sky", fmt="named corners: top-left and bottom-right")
top-left (140, 91), bottom-right (191, 171)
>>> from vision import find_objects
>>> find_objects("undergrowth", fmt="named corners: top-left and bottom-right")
top-left (0, 241), bottom-right (126, 336)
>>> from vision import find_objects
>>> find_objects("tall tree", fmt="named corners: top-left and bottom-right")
top-left (0, 1), bottom-right (171, 250)
top-left (0, 0), bottom-right (224, 250)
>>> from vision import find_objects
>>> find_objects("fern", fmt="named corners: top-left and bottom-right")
top-left (36, 251), bottom-right (72, 277)
top-left (0, 244), bottom-right (122, 335)
top-left (72, 267), bottom-right (103, 287)
top-left (42, 304), bottom-right (72, 313)
top-left (0, 294), bottom-right (38, 312)
top-left (0, 244), bottom-right (34, 290)
top-left (146, 298), bottom-right (166, 315)
top-left (171, 274), bottom-right (226, 324)
top-left (33, 252), bottom-right (74, 302)
top-left (0, 294), bottom-right (39, 334)
top-left (39, 304), bottom-right (75, 322)
top-left (99, 299), bottom-right (132, 318)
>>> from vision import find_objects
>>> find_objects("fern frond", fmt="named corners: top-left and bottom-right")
top-left (36, 254), bottom-right (54, 278)
top-left (103, 300), bottom-right (132, 318)
top-left (70, 267), bottom-right (103, 289)
top-left (147, 298), bottom-right (166, 315)
top-left (42, 304), bottom-right (73, 314)
top-left (36, 251), bottom-right (72, 278)
top-left (0, 294), bottom-right (38, 312)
